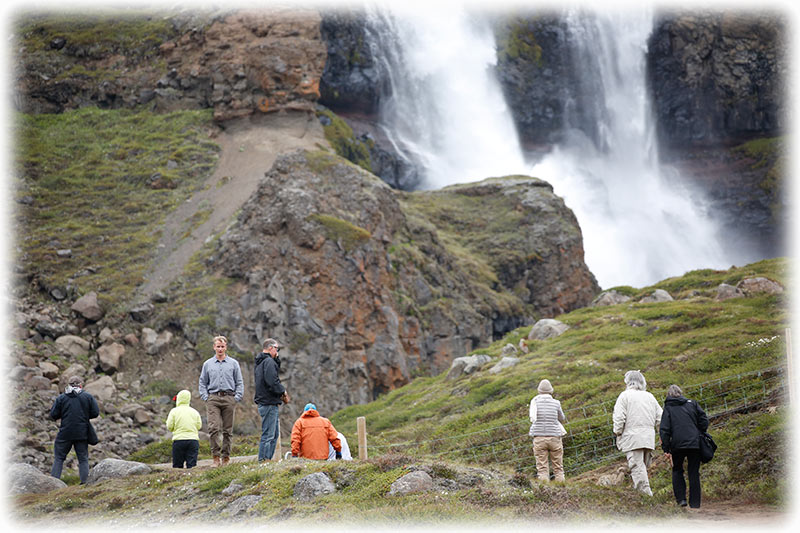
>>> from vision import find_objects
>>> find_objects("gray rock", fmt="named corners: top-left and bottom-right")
top-left (639, 289), bottom-right (674, 303)
top-left (222, 481), bottom-right (244, 496)
top-left (129, 302), bottom-right (155, 322)
top-left (142, 328), bottom-right (172, 355)
top-left (591, 289), bottom-right (632, 307)
top-left (71, 291), bottom-right (104, 322)
top-left (99, 327), bottom-right (114, 344)
top-left (489, 357), bottom-right (520, 374)
top-left (39, 361), bottom-right (60, 379)
top-left (388, 470), bottom-right (433, 496)
top-left (34, 319), bottom-right (66, 339)
top-left (293, 472), bottom-right (336, 501)
top-left (28, 376), bottom-right (52, 391)
top-left (736, 277), bottom-right (783, 295)
top-left (10, 365), bottom-right (40, 382)
top-left (86, 458), bottom-right (151, 484)
top-left (8, 462), bottom-right (67, 494)
top-left (446, 354), bottom-right (492, 380)
top-left (716, 283), bottom-right (744, 301)
top-left (528, 318), bottom-right (569, 340)
top-left (226, 495), bottom-right (262, 515)
top-left (500, 343), bottom-right (518, 356)
top-left (97, 342), bottom-right (125, 373)
top-left (84, 375), bottom-right (116, 402)
top-left (54, 334), bottom-right (90, 358)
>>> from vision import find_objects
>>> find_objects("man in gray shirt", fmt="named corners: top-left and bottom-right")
top-left (198, 335), bottom-right (244, 466)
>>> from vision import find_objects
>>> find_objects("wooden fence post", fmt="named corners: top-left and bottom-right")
top-left (357, 416), bottom-right (367, 460)
top-left (787, 328), bottom-right (795, 406)
top-left (272, 422), bottom-right (282, 461)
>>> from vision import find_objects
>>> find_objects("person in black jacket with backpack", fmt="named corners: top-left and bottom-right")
top-left (49, 375), bottom-right (100, 484)
top-left (254, 338), bottom-right (290, 461)
top-left (659, 384), bottom-right (709, 509)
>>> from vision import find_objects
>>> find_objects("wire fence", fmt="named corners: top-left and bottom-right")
top-left (366, 365), bottom-right (788, 476)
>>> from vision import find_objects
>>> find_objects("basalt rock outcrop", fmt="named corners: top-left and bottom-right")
top-left (211, 149), bottom-right (598, 423)
top-left (647, 12), bottom-right (785, 149)
top-left (14, 7), bottom-right (326, 122)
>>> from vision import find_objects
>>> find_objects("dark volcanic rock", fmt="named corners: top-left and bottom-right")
top-left (647, 11), bottom-right (786, 149)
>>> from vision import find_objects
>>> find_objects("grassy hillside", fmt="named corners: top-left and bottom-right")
top-left (14, 259), bottom-right (789, 525)
top-left (329, 258), bottom-right (789, 502)
top-left (14, 106), bottom-right (219, 310)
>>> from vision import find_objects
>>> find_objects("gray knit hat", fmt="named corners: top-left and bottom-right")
top-left (537, 379), bottom-right (554, 394)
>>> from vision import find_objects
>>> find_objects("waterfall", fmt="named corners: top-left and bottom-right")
top-left (368, 6), bottom-right (730, 289)
top-left (530, 8), bottom-right (727, 288)
top-left (365, 4), bottom-right (527, 189)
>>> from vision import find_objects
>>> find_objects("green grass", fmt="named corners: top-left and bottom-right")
top-left (14, 106), bottom-right (219, 310)
top-left (329, 258), bottom-right (789, 504)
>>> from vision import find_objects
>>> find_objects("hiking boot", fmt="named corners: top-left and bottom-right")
top-left (678, 500), bottom-right (688, 507)
top-left (222, 456), bottom-right (230, 466)
top-left (212, 456), bottom-right (221, 467)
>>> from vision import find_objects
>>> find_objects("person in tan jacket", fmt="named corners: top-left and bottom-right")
top-left (291, 403), bottom-right (342, 460)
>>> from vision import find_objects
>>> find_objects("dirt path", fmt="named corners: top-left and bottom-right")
top-left (137, 111), bottom-right (327, 298)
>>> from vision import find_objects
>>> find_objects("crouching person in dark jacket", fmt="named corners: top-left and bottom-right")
top-left (49, 376), bottom-right (100, 484)
top-left (660, 384), bottom-right (709, 509)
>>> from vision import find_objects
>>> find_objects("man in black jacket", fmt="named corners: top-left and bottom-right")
top-left (49, 376), bottom-right (100, 484)
top-left (254, 338), bottom-right (290, 461)
top-left (659, 384), bottom-right (709, 509)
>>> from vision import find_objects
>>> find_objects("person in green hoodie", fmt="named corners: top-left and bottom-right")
top-left (166, 389), bottom-right (203, 468)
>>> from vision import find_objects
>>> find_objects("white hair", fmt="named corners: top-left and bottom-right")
top-left (624, 370), bottom-right (647, 391)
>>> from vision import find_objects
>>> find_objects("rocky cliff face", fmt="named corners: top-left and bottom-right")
top-left (209, 149), bottom-right (598, 419)
top-left (647, 12), bottom-right (785, 149)
top-left (14, 7), bottom-right (326, 121)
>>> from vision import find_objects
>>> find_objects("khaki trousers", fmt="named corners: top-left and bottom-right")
top-left (626, 448), bottom-right (653, 496)
top-left (533, 436), bottom-right (565, 481)
top-left (206, 394), bottom-right (236, 458)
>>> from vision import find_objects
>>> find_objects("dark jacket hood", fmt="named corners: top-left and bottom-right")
top-left (665, 396), bottom-right (689, 407)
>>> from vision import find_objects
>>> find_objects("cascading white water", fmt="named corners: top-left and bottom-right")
top-left (530, 8), bottom-right (728, 288)
top-left (370, 6), bottom-right (731, 289)
top-left (366, 4), bottom-right (527, 189)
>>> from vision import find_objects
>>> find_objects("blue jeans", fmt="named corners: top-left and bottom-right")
top-left (257, 404), bottom-right (280, 461)
top-left (51, 438), bottom-right (89, 483)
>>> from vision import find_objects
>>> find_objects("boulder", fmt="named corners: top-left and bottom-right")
top-left (27, 376), bottom-right (52, 391)
top-left (446, 354), bottom-right (492, 380)
top-left (84, 375), bottom-right (116, 402)
top-left (716, 283), bottom-right (744, 301)
top-left (97, 342), bottom-right (125, 373)
top-left (489, 357), bottom-right (520, 374)
top-left (528, 319), bottom-right (569, 340)
top-left (34, 319), bottom-right (66, 339)
top-left (54, 335), bottom-right (90, 358)
top-left (86, 458), bottom-right (151, 484)
top-left (98, 327), bottom-right (114, 344)
top-left (39, 361), bottom-right (60, 379)
top-left (736, 277), bottom-right (783, 296)
top-left (123, 333), bottom-right (140, 346)
top-left (8, 462), bottom-right (67, 494)
top-left (388, 470), bottom-right (433, 496)
top-left (500, 343), bottom-right (518, 356)
top-left (226, 495), bottom-right (262, 516)
top-left (71, 291), bottom-right (104, 322)
top-left (142, 328), bottom-right (172, 355)
top-left (639, 289), bottom-right (674, 303)
top-left (293, 472), bottom-right (336, 501)
top-left (222, 481), bottom-right (244, 496)
top-left (129, 302), bottom-right (155, 323)
top-left (591, 290), bottom-right (632, 307)
top-left (10, 365), bottom-right (40, 382)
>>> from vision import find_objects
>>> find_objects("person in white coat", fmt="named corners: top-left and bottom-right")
top-left (612, 370), bottom-right (663, 495)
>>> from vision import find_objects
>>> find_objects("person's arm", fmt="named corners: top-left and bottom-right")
top-left (234, 361), bottom-right (244, 402)
top-left (557, 401), bottom-right (566, 423)
top-left (194, 409), bottom-right (203, 431)
top-left (659, 407), bottom-right (672, 453)
top-left (327, 422), bottom-right (342, 453)
top-left (696, 402), bottom-right (709, 432)
top-left (265, 360), bottom-right (286, 396)
top-left (49, 397), bottom-right (62, 421)
top-left (198, 362), bottom-right (209, 401)
top-left (88, 395), bottom-right (100, 419)
top-left (291, 419), bottom-right (302, 457)
top-left (166, 409), bottom-right (176, 433)
top-left (529, 397), bottom-right (537, 423)
top-left (612, 394), bottom-right (626, 435)
top-left (653, 397), bottom-right (663, 428)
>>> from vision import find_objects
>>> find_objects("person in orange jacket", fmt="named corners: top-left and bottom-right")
top-left (291, 403), bottom-right (342, 460)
